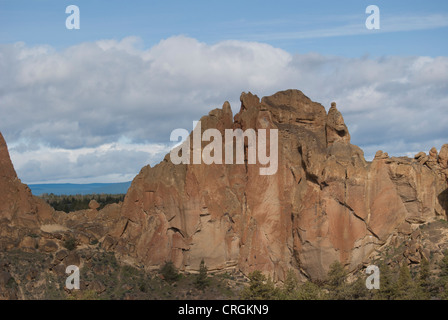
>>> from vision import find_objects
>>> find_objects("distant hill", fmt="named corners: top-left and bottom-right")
top-left (28, 181), bottom-right (132, 196)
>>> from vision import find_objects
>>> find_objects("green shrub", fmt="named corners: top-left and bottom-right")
top-left (6, 276), bottom-right (17, 289)
top-left (63, 237), bottom-right (77, 251)
top-left (195, 259), bottom-right (210, 290)
top-left (160, 261), bottom-right (180, 283)
top-left (239, 271), bottom-right (278, 300)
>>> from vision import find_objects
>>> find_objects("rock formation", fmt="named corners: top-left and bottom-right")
top-left (0, 132), bottom-right (54, 250)
top-left (0, 132), bottom-right (125, 298)
top-left (1, 90), bottom-right (447, 284)
top-left (101, 89), bottom-right (448, 281)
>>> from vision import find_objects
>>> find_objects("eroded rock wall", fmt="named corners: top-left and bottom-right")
top-left (104, 90), bottom-right (448, 280)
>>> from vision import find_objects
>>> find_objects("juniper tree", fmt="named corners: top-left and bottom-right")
top-left (239, 270), bottom-right (277, 300)
top-left (160, 261), bottom-right (180, 283)
top-left (375, 262), bottom-right (396, 300)
top-left (296, 281), bottom-right (325, 300)
top-left (396, 263), bottom-right (416, 300)
top-left (416, 257), bottom-right (431, 299)
top-left (280, 269), bottom-right (299, 299)
top-left (195, 259), bottom-right (210, 290)
top-left (326, 261), bottom-right (348, 300)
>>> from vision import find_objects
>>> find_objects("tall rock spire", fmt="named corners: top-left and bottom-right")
top-left (0, 132), bottom-right (17, 179)
top-left (326, 102), bottom-right (351, 145)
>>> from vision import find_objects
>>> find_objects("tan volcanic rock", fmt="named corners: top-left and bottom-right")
top-left (104, 89), bottom-right (447, 281)
top-left (326, 102), bottom-right (350, 145)
top-left (2, 90), bottom-right (446, 282)
top-left (89, 199), bottom-right (100, 211)
top-left (429, 147), bottom-right (438, 160)
top-left (0, 132), bottom-right (123, 251)
top-left (0, 133), bottom-right (17, 180)
top-left (0, 133), bottom-right (53, 228)
top-left (0, 133), bottom-right (54, 250)
top-left (439, 144), bottom-right (448, 169)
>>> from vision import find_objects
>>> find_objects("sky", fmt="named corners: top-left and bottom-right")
top-left (0, 0), bottom-right (447, 184)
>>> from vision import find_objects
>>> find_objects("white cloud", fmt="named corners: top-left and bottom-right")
top-left (9, 141), bottom-right (170, 184)
top-left (0, 36), bottom-right (447, 182)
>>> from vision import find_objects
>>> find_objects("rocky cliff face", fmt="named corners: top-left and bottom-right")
top-left (0, 132), bottom-right (124, 299)
top-left (0, 132), bottom-right (122, 251)
top-left (0, 132), bottom-right (55, 251)
top-left (1, 89), bottom-right (447, 284)
top-left (102, 89), bottom-right (448, 281)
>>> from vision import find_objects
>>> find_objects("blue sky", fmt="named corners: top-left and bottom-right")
top-left (0, 1), bottom-right (447, 184)
top-left (1, 0), bottom-right (447, 56)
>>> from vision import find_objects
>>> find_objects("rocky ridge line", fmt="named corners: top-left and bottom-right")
top-left (0, 89), bottom-right (447, 283)
top-left (101, 89), bottom-right (448, 281)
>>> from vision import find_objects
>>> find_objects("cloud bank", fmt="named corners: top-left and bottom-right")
top-left (0, 36), bottom-right (447, 183)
